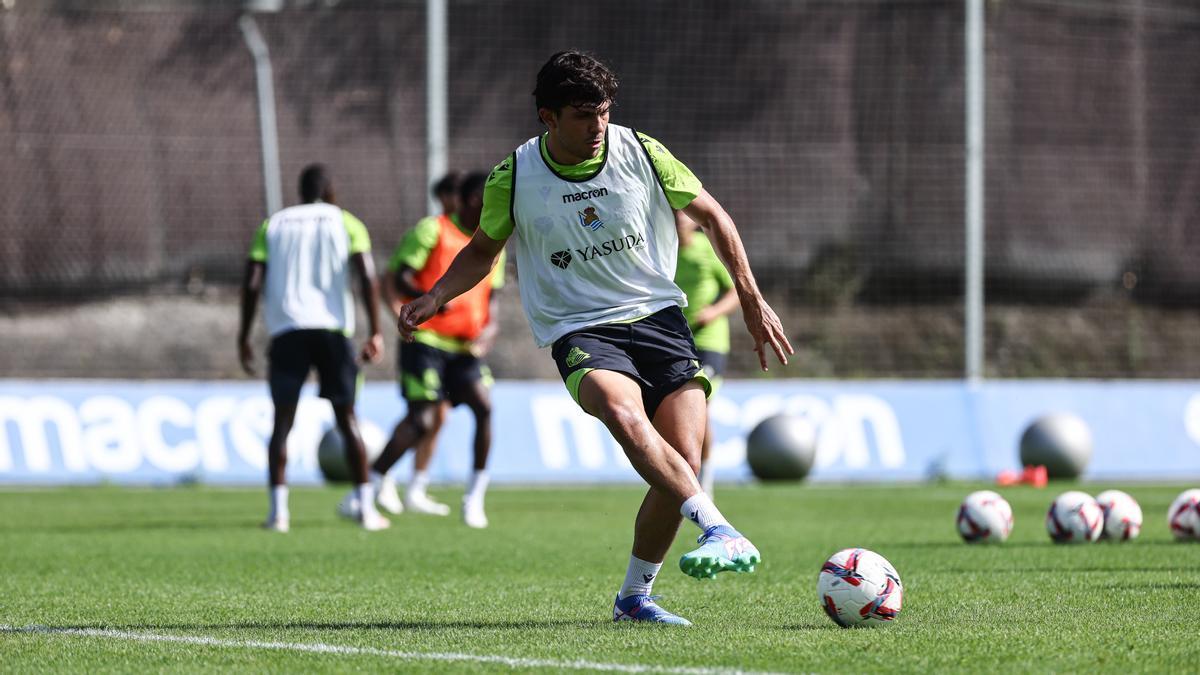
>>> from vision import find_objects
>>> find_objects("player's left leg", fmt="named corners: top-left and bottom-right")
top-left (373, 341), bottom-right (448, 478)
top-left (655, 383), bottom-right (760, 579)
top-left (454, 376), bottom-right (493, 528)
top-left (402, 401), bottom-right (450, 516)
top-left (331, 404), bottom-right (389, 531)
top-left (630, 309), bottom-right (759, 580)
top-left (315, 331), bottom-right (388, 531)
top-left (612, 382), bottom-right (706, 626)
top-left (694, 350), bottom-right (726, 497)
top-left (697, 422), bottom-right (714, 495)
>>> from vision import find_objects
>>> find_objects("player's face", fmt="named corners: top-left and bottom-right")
top-left (543, 102), bottom-right (610, 164)
top-left (437, 191), bottom-right (459, 216)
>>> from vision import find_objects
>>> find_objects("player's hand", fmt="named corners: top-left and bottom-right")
top-left (397, 294), bottom-right (439, 341)
top-left (360, 333), bottom-right (384, 364)
top-left (741, 296), bottom-right (794, 371)
top-left (238, 338), bottom-right (255, 376)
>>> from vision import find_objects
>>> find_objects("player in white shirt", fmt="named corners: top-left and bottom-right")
top-left (237, 164), bottom-right (389, 532)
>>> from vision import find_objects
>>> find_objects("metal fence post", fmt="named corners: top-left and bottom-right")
top-left (965, 0), bottom-right (985, 383)
top-left (426, 0), bottom-right (448, 216)
top-left (239, 13), bottom-right (283, 217)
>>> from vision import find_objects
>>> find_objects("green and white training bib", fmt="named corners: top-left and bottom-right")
top-left (509, 124), bottom-right (685, 347)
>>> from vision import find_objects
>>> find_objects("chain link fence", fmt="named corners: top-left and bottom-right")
top-left (2, 0), bottom-right (1199, 379)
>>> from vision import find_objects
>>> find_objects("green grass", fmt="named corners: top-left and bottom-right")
top-left (1, 483), bottom-right (1198, 673)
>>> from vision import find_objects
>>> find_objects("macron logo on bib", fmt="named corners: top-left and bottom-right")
top-left (561, 187), bottom-right (609, 204)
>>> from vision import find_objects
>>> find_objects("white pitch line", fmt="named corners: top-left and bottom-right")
top-left (0, 625), bottom-right (783, 675)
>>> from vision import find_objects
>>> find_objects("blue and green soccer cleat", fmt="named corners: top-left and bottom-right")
top-left (612, 593), bottom-right (692, 625)
top-left (679, 525), bottom-right (761, 579)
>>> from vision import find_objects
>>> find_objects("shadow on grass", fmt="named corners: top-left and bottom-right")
top-left (3, 519), bottom-right (374, 534)
top-left (876, 541), bottom-right (1051, 550)
top-left (1, 520), bottom-right (257, 534)
top-left (1098, 582), bottom-right (1200, 591)
top-left (46, 619), bottom-right (601, 633)
top-left (878, 540), bottom-right (1187, 550)
top-left (944, 566), bottom-right (1190, 574)
top-left (778, 622), bottom-right (837, 632)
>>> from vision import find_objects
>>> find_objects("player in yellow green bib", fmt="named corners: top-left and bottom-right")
top-left (396, 51), bottom-right (793, 626)
top-left (674, 211), bottom-right (740, 497)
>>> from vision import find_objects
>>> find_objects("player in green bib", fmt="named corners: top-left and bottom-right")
top-left (674, 211), bottom-right (741, 497)
top-left (396, 51), bottom-right (793, 626)
top-left (379, 172), bottom-right (464, 518)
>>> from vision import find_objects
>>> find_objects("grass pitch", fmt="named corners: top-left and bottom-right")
top-left (1, 483), bottom-right (1198, 673)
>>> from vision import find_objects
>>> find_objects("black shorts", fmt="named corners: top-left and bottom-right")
top-left (551, 305), bottom-right (711, 420)
top-left (268, 329), bottom-right (359, 407)
top-left (398, 340), bottom-right (492, 405)
top-left (697, 349), bottom-right (728, 395)
top-left (697, 350), bottom-right (727, 379)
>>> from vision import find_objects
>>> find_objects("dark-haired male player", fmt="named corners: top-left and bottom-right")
top-left (397, 51), bottom-right (792, 625)
top-left (238, 164), bottom-right (389, 532)
top-left (375, 171), bottom-right (467, 518)
top-left (345, 171), bottom-right (501, 529)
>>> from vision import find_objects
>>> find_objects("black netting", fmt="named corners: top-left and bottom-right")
top-left (2, 1), bottom-right (1200, 378)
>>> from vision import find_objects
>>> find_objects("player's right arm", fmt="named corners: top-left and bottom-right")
top-left (237, 219), bottom-right (269, 375)
top-left (398, 160), bottom-right (512, 340)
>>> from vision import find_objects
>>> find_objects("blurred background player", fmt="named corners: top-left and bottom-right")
top-left (674, 210), bottom-right (739, 497)
top-left (237, 164), bottom-right (388, 532)
top-left (342, 171), bottom-right (503, 528)
top-left (376, 171), bottom-right (465, 517)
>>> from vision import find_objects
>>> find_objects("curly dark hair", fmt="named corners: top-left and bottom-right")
top-left (533, 50), bottom-right (618, 118)
top-left (431, 170), bottom-right (464, 199)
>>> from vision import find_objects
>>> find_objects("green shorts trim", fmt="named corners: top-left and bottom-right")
top-left (565, 367), bottom-right (595, 406)
top-left (563, 367), bottom-right (710, 408)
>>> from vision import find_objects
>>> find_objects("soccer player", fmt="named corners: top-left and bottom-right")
top-left (674, 210), bottom-right (740, 497)
top-left (237, 164), bottom-right (389, 532)
top-left (376, 172), bottom-right (467, 517)
top-left (342, 171), bottom-right (502, 529)
top-left (397, 51), bottom-right (793, 625)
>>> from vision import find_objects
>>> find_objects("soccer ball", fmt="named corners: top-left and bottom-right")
top-left (956, 490), bottom-right (1014, 543)
top-left (816, 548), bottom-right (903, 628)
top-left (1167, 489), bottom-right (1200, 541)
top-left (1095, 489), bottom-right (1142, 541)
top-left (316, 423), bottom-right (386, 483)
top-left (1045, 491), bottom-right (1103, 543)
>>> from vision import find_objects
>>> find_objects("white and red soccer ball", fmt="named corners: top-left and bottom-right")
top-left (1046, 490), bottom-right (1103, 543)
top-left (816, 548), bottom-right (903, 628)
top-left (1095, 489), bottom-right (1142, 541)
top-left (957, 490), bottom-right (1014, 544)
top-left (1167, 489), bottom-right (1200, 541)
